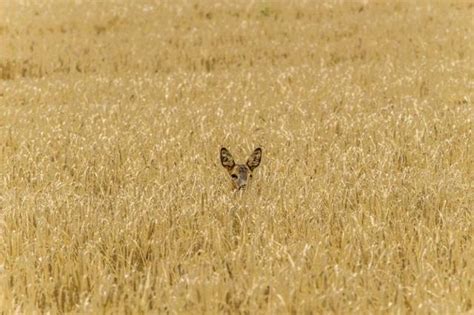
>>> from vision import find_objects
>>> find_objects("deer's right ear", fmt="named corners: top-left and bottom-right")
top-left (220, 147), bottom-right (235, 171)
top-left (246, 147), bottom-right (262, 171)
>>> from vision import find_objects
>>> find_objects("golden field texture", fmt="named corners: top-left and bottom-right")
top-left (0, 1), bottom-right (473, 313)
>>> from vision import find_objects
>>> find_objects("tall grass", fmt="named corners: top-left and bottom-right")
top-left (1, 1), bottom-right (472, 313)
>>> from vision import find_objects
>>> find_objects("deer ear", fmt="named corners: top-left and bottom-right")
top-left (220, 147), bottom-right (235, 170)
top-left (246, 147), bottom-right (262, 171)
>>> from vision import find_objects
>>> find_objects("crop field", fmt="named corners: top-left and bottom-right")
top-left (0, 0), bottom-right (473, 313)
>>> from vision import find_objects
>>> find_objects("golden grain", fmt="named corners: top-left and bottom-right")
top-left (0, 1), bottom-right (472, 313)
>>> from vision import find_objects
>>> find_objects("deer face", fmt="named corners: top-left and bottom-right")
top-left (220, 147), bottom-right (262, 190)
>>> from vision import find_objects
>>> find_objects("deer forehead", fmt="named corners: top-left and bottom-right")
top-left (230, 164), bottom-right (251, 175)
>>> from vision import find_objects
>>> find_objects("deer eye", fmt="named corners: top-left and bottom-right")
top-left (231, 174), bottom-right (238, 179)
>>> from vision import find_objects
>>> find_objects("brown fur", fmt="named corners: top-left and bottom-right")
top-left (220, 147), bottom-right (262, 190)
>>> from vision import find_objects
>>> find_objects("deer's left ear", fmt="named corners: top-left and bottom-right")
top-left (220, 147), bottom-right (235, 171)
top-left (246, 147), bottom-right (262, 171)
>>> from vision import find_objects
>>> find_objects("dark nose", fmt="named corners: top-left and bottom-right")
top-left (239, 184), bottom-right (247, 190)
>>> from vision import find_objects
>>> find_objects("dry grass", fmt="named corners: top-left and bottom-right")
top-left (0, 0), bottom-right (473, 313)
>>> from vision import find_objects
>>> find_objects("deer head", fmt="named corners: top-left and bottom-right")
top-left (220, 147), bottom-right (262, 190)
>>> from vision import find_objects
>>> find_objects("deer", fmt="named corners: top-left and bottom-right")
top-left (220, 147), bottom-right (262, 190)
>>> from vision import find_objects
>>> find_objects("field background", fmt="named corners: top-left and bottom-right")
top-left (0, 0), bottom-right (473, 313)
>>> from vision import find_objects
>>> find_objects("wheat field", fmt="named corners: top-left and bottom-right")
top-left (0, 1), bottom-right (473, 313)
